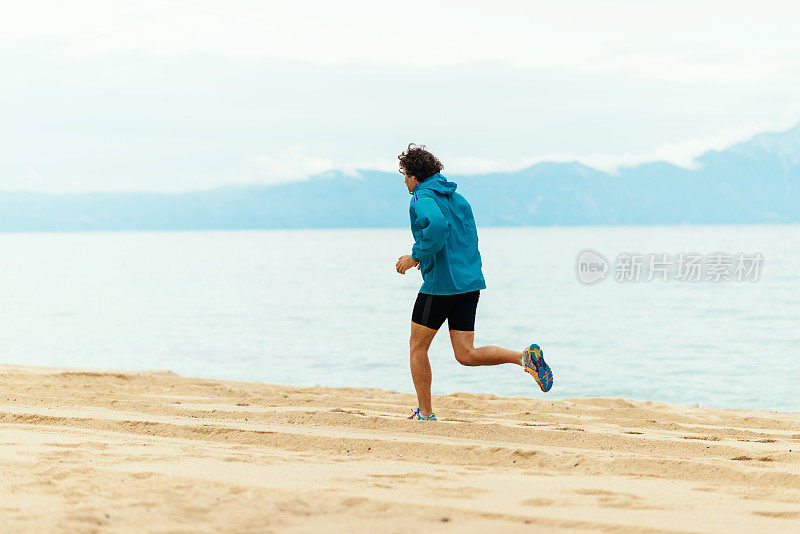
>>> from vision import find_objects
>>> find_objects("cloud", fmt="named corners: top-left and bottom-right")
top-left (3, 1), bottom-right (800, 85)
top-left (442, 119), bottom-right (800, 175)
top-left (248, 147), bottom-right (335, 184)
top-left (240, 119), bottom-right (800, 187)
top-left (247, 147), bottom-right (398, 185)
top-left (2, 3), bottom-right (800, 192)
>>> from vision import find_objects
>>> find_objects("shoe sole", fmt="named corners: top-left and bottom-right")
top-left (524, 344), bottom-right (553, 393)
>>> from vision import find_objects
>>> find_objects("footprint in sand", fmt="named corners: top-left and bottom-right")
top-left (521, 498), bottom-right (556, 507)
top-left (432, 486), bottom-right (488, 499)
top-left (682, 435), bottom-right (722, 441)
top-left (574, 489), bottom-right (654, 510)
top-left (575, 489), bottom-right (622, 496)
top-left (367, 472), bottom-right (448, 482)
top-left (330, 408), bottom-right (366, 416)
top-left (752, 511), bottom-right (800, 519)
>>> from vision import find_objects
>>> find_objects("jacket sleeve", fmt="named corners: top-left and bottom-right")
top-left (411, 197), bottom-right (449, 261)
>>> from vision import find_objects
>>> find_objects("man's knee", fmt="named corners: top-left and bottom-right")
top-left (409, 336), bottom-right (429, 361)
top-left (410, 324), bottom-right (436, 354)
top-left (454, 347), bottom-right (477, 366)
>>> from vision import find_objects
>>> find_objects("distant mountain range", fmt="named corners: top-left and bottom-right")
top-left (2, 124), bottom-right (799, 231)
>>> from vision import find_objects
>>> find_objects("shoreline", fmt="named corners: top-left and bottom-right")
top-left (1, 365), bottom-right (799, 532)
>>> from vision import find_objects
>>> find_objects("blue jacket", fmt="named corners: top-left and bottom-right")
top-left (409, 173), bottom-right (486, 295)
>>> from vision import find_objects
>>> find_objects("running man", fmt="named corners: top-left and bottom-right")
top-left (395, 144), bottom-right (553, 421)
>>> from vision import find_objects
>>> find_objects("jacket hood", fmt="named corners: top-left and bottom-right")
top-left (413, 173), bottom-right (457, 196)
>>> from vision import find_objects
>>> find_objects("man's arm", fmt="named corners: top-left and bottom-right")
top-left (410, 197), bottom-right (449, 262)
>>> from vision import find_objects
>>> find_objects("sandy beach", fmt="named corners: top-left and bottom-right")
top-left (0, 366), bottom-right (798, 533)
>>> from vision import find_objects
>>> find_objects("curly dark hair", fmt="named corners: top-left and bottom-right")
top-left (398, 143), bottom-right (443, 182)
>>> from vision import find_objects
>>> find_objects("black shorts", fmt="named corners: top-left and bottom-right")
top-left (411, 291), bottom-right (480, 331)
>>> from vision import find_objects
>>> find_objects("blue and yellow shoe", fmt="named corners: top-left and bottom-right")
top-left (408, 408), bottom-right (437, 421)
top-left (523, 343), bottom-right (553, 392)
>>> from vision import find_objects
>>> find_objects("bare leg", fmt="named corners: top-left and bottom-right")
top-left (449, 330), bottom-right (523, 367)
top-left (409, 322), bottom-right (438, 416)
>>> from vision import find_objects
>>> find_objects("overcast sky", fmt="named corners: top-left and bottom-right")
top-left (2, 0), bottom-right (800, 192)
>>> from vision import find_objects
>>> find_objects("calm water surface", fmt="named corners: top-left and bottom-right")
top-left (1, 225), bottom-right (797, 412)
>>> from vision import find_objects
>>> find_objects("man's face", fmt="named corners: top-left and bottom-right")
top-left (400, 166), bottom-right (417, 194)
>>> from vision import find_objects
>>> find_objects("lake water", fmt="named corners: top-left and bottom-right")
top-left (1, 225), bottom-right (798, 412)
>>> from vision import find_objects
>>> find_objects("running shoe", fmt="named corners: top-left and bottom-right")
top-left (408, 408), bottom-right (437, 421)
top-left (523, 343), bottom-right (553, 392)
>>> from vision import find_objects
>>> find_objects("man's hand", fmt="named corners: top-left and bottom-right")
top-left (396, 254), bottom-right (420, 274)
